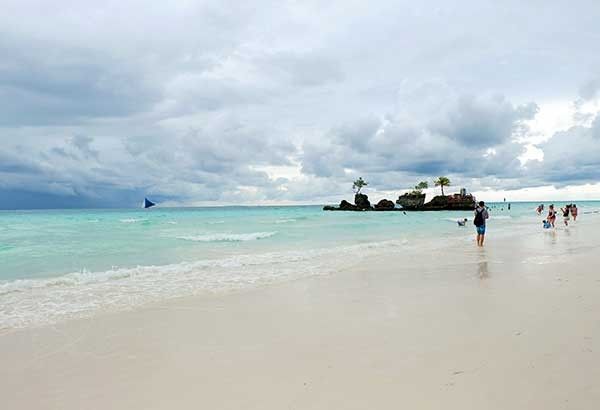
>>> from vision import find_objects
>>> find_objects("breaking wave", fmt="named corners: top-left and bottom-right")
top-left (176, 232), bottom-right (277, 242)
top-left (0, 238), bottom-right (411, 330)
top-left (119, 218), bottom-right (147, 223)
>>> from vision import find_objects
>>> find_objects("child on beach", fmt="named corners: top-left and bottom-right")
top-left (457, 218), bottom-right (468, 226)
top-left (543, 220), bottom-right (552, 229)
top-left (571, 204), bottom-right (578, 221)
top-left (547, 205), bottom-right (557, 227)
top-left (536, 204), bottom-right (544, 215)
top-left (561, 205), bottom-right (571, 226)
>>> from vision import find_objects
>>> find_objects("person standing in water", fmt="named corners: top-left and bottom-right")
top-left (474, 201), bottom-right (489, 247)
top-left (561, 205), bottom-right (571, 226)
top-left (571, 204), bottom-right (578, 221)
top-left (536, 204), bottom-right (545, 215)
top-left (547, 204), bottom-right (557, 227)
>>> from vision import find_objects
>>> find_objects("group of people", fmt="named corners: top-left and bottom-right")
top-left (457, 201), bottom-right (580, 247)
top-left (541, 203), bottom-right (578, 228)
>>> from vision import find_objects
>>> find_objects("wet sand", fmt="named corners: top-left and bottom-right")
top-left (2, 219), bottom-right (600, 409)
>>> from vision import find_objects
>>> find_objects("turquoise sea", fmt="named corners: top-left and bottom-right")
top-left (1, 201), bottom-right (599, 329)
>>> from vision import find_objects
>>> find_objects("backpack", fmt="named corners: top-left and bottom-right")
top-left (474, 208), bottom-right (485, 227)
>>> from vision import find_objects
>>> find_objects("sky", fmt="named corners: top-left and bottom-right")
top-left (2, 0), bottom-right (600, 209)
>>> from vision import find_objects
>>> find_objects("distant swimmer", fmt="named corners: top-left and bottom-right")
top-left (570, 204), bottom-right (578, 221)
top-left (457, 218), bottom-right (468, 226)
top-left (536, 204), bottom-right (544, 215)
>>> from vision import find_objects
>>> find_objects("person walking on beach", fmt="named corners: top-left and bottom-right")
top-left (474, 201), bottom-right (489, 247)
top-left (547, 204), bottom-right (557, 227)
top-left (571, 204), bottom-right (578, 221)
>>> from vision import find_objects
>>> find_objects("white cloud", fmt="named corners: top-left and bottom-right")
top-left (2, 0), bottom-right (600, 208)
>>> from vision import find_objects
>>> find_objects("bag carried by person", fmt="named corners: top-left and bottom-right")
top-left (474, 208), bottom-right (485, 227)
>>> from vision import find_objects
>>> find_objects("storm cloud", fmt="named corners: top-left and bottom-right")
top-left (1, 0), bottom-right (600, 208)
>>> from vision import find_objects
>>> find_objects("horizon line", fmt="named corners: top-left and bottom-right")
top-left (1, 199), bottom-right (597, 212)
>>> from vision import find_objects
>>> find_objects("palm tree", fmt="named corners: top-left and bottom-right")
top-left (434, 176), bottom-right (450, 196)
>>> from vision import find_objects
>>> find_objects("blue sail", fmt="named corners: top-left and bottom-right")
top-left (143, 198), bottom-right (156, 209)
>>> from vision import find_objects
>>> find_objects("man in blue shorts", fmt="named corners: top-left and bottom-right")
top-left (474, 201), bottom-right (489, 247)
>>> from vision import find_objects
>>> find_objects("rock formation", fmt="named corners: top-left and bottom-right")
top-left (374, 199), bottom-right (395, 210)
top-left (324, 188), bottom-right (476, 212)
top-left (396, 190), bottom-right (475, 211)
top-left (324, 194), bottom-right (402, 211)
top-left (396, 192), bottom-right (426, 209)
top-left (354, 193), bottom-right (371, 210)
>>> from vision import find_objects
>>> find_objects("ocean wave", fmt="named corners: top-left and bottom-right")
top-left (119, 218), bottom-right (147, 223)
top-left (274, 218), bottom-right (297, 224)
top-left (176, 232), bottom-right (277, 242)
top-left (0, 238), bottom-right (412, 329)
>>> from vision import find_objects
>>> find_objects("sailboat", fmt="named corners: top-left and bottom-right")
top-left (143, 198), bottom-right (156, 209)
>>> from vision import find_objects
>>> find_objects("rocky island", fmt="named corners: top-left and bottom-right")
top-left (396, 190), bottom-right (476, 211)
top-left (323, 194), bottom-right (399, 211)
top-left (323, 177), bottom-right (476, 212)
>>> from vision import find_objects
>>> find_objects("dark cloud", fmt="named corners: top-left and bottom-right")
top-left (301, 94), bottom-right (534, 185)
top-left (0, 37), bottom-right (159, 127)
top-left (528, 122), bottom-right (600, 186)
top-left (1, 1), bottom-right (600, 207)
top-left (431, 96), bottom-right (538, 147)
top-left (0, 116), bottom-right (297, 208)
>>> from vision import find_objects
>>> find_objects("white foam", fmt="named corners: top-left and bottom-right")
top-left (119, 218), bottom-right (147, 223)
top-left (0, 239), bottom-right (412, 329)
top-left (176, 232), bottom-right (277, 242)
top-left (274, 218), bottom-right (297, 224)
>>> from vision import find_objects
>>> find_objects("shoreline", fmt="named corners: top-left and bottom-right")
top-left (2, 218), bottom-right (600, 408)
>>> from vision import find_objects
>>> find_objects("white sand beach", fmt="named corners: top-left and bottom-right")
top-left (2, 218), bottom-right (600, 409)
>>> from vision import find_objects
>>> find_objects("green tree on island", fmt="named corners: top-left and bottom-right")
top-left (434, 176), bottom-right (451, 196)
top-left (415, 181), bottom-right (428, 192)
top-left (411, 181), bottom-right (429, 195)
top-left (352, 177), bottom-right (368, 194)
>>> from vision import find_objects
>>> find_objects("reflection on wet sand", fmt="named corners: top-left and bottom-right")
top-left (477, 249), bottom-right (489, 279)
top-left (478, 260), bottom-right (489, 279)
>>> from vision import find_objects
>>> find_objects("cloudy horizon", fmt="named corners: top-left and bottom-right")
top-left (2, 0), bottom-right (600, 209)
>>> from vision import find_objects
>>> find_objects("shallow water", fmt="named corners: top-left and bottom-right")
top-left (1, 201), bottom-right (598, 328)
